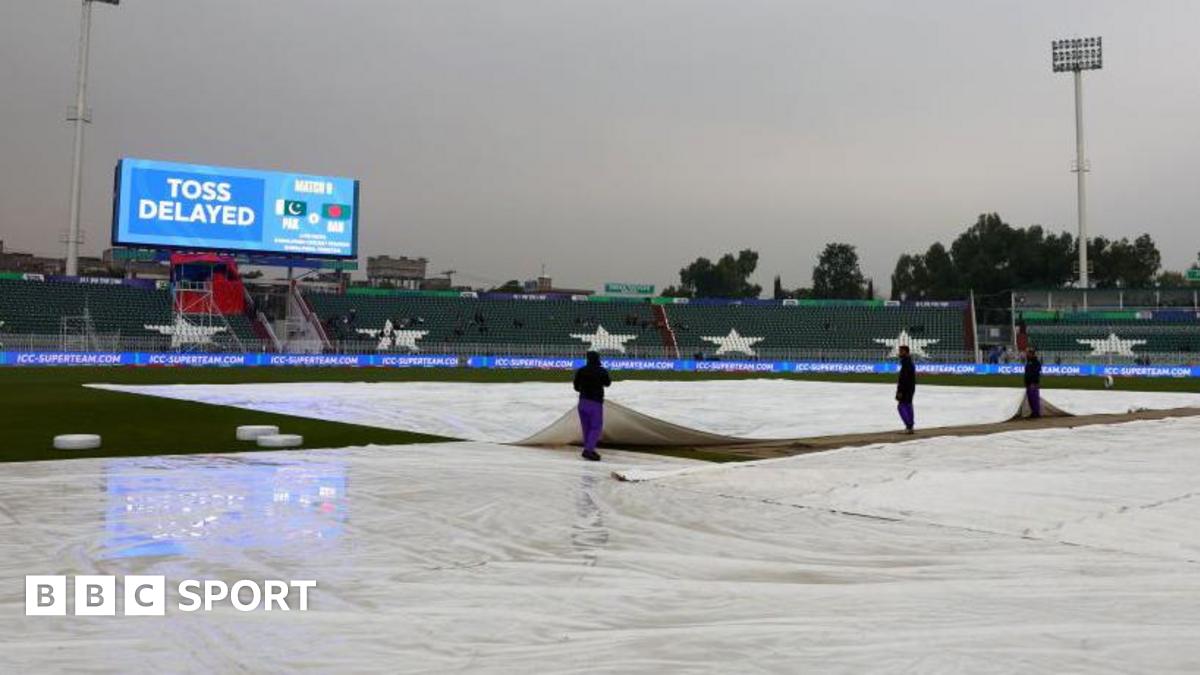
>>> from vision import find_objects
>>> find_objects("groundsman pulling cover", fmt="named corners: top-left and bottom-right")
top-left (519, 393), bottom-right (1074, 448)
top-left (517, 400), bottom-right (760, 447)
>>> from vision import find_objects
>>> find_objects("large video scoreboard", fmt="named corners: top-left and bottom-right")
top-left (112, 158), bottom-right (359, 258)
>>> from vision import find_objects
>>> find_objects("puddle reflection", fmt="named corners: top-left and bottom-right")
top-left (102, 455), bottom-right (348, 559)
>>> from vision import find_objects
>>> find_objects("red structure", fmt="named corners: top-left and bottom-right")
top-left (169, 253), bottom-right (247, 315)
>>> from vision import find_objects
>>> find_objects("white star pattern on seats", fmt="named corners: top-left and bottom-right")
top-left (1076, 333), bottom-right (1147, 357)
top-left (144, 316), bottom-right (227, 348)
top-left (357, 320), bottom-right (429, 351)
top-left (570, 325), bottom-right (638, 353)
top-left (701, 328), bottom-right (765, 356)
top-left (874, 330), bottom-right (940, 357)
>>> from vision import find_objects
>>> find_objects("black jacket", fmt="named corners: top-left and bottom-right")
top-left (896, 355), bottom-right (916, 403)
top-left (1024, 356), bottom-right (1042, 386)
top-left (574, 364), bottom-right (611, 402)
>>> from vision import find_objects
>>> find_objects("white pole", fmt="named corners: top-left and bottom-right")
top-left (66, 0), bottom-right (93, 277)
top-left (1073, 69), bottom-right (1089, 289)
top-left (1010, 291), bottom-right (1017, 354)
top-left (969, 289), bottom-right (981, 363)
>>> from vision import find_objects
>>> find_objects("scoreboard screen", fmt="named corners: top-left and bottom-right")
top-left (112, 157), bottom-right (359, 258)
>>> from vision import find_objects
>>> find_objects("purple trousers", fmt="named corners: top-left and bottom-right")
top-left (897, 402), bottom-right (915, 430)
top-left (1026, 385), bottom-right (1042, 417)
top-left (578, 398), bottom-right (604, 451)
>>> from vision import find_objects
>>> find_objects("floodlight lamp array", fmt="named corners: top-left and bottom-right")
top-left (1052, 36), bottom-right (1102, 72)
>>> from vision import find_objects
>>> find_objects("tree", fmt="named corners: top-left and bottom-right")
top-left (947, 214), bottom-right (1075, 296)
top-left (811, 243), bottom-right (866, 299)
top-left (491, 279), bottom-right (523, 293)
top-left (1156, 270), bottom-right (1187, 287)
top-left (865, 279), bottom-right (875, 300)
top-left (922, 243), bottom-right (959, 298)
top-left (668, 249), bottom-right (762, 298)
top-left (770, 275), bottom-right (813, 300)
top-left (890, 253), bottom-right (927, 301)
top-left (1089, 234), bottom-right (1161, 288)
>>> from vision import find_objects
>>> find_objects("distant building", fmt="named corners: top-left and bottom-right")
top-left (420, 276), bottom-right (453, 291)
top-left (523, 275), bottom-right (593, 296)
top-left (367, 255), bottom-right (428, 289)
top-left (0, 241), bottom-right (62, 275)
top-left (77, 256), bottom-right (109, 276)
top-left (102, 248), bottom-right (169, 279)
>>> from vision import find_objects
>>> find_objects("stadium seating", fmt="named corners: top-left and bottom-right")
top-left (1021, 310), bottom-right (1200, 357)
top-left (8, 271), bottom-right (1197, 362)
top-left (304, 290), bottom-right (971, 359)
top-left (0, 278), bottom-right (170, 336)
top-left (664, 302), bottom-right (968, 359)
top-left (0, 278), bottom-right (258, 349)
top-left (305, 291), bottom-right (664, 354)
top-left (0, 278), bottom-right (1018, 361)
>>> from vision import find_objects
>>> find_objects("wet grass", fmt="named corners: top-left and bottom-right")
top-left (0, 368), bottom-right (449, 463)
top-left (1, 366), bottom-right (1195, 463)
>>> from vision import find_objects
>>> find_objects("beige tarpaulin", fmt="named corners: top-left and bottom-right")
top-left (1011, 392), bottom-right (1072, 420)
top-left (518, 393), bottom-right (1075, 448)
top-left (517, 400), bottom-right (761, 447)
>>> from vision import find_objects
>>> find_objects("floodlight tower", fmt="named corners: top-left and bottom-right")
top-left (1052, 36), bottom-right (1102, 288)
top-left (65, 0), bottom-right (119, 277)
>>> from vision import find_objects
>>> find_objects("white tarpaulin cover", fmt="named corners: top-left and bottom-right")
top-left (2, 417), bottom-right (1199, 672)
top-left (87, 379), bottom-right (1200, 445)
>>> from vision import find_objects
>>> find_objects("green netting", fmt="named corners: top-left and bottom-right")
top-left (1024, 310), bottom-right (1140, 322)
top-left (346, 288), bottom-right (464, 298)
top-left (585, 295), bottom-right (648, 304)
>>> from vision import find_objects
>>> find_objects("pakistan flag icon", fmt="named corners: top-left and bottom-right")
top-left (274, 199), bottom-right (307, 217)
top-left (322, 203), bottom-right (352, 220)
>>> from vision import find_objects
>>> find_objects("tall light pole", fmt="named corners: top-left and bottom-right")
top-left (1052, 36), bottom-right (1102, 289)
top-left (65, 0), bottom-right (119, 277)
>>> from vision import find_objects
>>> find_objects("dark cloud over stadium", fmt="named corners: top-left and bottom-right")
top-left (2, 0), bottom-right (1198, 292)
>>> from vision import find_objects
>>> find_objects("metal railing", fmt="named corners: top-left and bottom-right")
top-left (2, 333), bottom-right (1198, 366)
top-left (0, 333), bottom-right (274, 354)
top-left (313, 339), bottom-right (973, 362)
top-left (1014, 288), bottom-right (1200, 311)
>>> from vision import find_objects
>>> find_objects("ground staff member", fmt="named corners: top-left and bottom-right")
top-left (573, 351), bottom-right (611, 461)
top-left (1024, 347), bottom-right (1043, 418)
top-left (896, 345), bottom-right (916, 434)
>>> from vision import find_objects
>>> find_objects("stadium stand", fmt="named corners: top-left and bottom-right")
top-left (1021, 309), bottom-right (1200, 361)
top-left (0, 277), bottom-right (258, 351)
top-left (305, 290), bottom-right (665, 355)
top-left (664, 301), bottom-right (968, 360)
top-left (1009, 289), bottom-right (1200, 363)
top-left (304, 289), bottom-right (973, 360)
top-left (18, 273), bottom-right (1193, 363)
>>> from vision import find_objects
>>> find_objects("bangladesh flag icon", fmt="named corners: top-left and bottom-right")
top-left (322, 203), bottom-right (352, 220)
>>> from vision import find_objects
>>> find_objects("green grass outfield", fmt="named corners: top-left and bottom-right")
top-left (2, 366), bottom-right (1197, 463)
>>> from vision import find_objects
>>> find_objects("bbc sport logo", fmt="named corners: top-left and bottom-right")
top-left (26, 576), bottom-right (315, 616)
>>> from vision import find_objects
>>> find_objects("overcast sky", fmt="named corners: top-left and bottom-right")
top-left (2, 0), bottom-right (1198, 293)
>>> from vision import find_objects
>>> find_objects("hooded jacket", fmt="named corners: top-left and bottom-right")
top-left (896, 354), bottom-right (916, 403)
top-left (1024, 355), bottom-right (1042, 386)
top-left (574, 352), bottom-right (612, 403)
